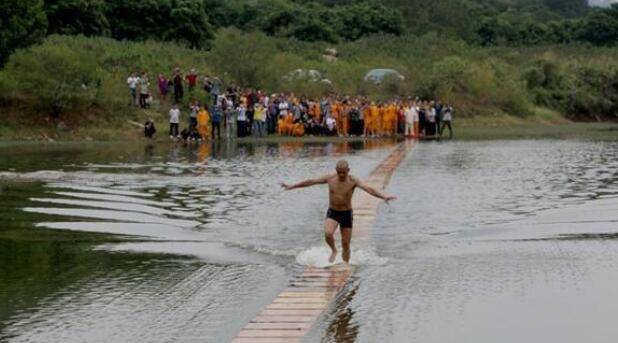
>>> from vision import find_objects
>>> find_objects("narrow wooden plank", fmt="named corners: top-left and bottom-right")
top-left (237, 330), bottom-right (306, 338)
top-left (286, 284), bottom-right (340, 289)
top-left (260, 309), bottom-right (323, 316)
top-left (292, 277), bottom-right (334, 282)
top-left (296, 276), bottom-right (336, 280)
top-left (245, 322), bottom-right (313, 330)
top-left (278, 292), bottom-right (331, 298)
top-left (252, 315), bottom-right (317, 323)
top-left (284, 287), bottom-right (339, 293)
top-left (266, 303), bottom-right (328, 310)
top-left (289, 282), bottom-right (338, 287)
top-left (233, 338), bottom-right (300, 343)
top-left (274, 297), bottom-right (329, 304)
top-left (295, 274), bottom-right (333, 279)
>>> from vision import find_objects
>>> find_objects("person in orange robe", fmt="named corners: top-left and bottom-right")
top-left (332, 101), bottom-right (343, 136)
top-left (197, 106), bottom-right (210, 140)
top-left (363, 104), bottom-right (372, 137)
top-left (278, 113), bottom-right (292, 136)
top-left (377, 104), bottom-right (387, 137)
top-left (285, 114), bottom-right (294, 135)
top-left (369, 103), bottom-right (380, 137)
top-left (341, 102), bottom-right (349, 136)
top-left (292, 122), bottom-right (305, 137)
top-left (385, 103), bottom-right (397, 136)
top-left (277, 117), bottom-right (286, 135)
top-left (313, 102), bottom-right (322, 124)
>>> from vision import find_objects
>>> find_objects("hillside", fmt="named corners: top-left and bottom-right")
top-left (0, 0), bottom-right (617, 141)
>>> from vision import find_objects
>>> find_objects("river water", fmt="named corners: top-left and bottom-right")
top-left (1, 138), bottom-right (618, 342)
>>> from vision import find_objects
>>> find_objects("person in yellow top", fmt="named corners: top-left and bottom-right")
top-left (197, 106), bottom-right (210, 140)
top-left (384, 103), bottom-right (397, 136)
top-left (340, 102), bottom-right (350, 137)
top-left (310, 101), bottom-right (321, 123)
top-left (332, 101), bottom-right (342, 136)
top-left (366, 102), bottom-right (378, 137)
top-left (363, 104), bottom-right (372, 137)
top-left (377, 103), bottom-right (386, 137)
top-left (253, 103), bottom-right (267, 137)
top-left (382, 104), bottom-right (391, 136)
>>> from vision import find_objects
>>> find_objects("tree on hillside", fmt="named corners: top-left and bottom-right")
top-left (331, 1), bottom-right (404, 41)
top-left (106, 0), bottom-right (213, 48)
top-left (0, 0), bottom-right (48, 65)
top-left (44, 0), bottom-right (110, 36)
top-left (579, 4), bottom-right (618, 46)
top-left (544, 0), bottom-right (590, 18)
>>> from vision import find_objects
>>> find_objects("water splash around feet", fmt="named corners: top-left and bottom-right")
top-left (296, 246), bottom-right (388, 267)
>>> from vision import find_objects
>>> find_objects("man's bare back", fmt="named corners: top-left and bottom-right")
top-left (282, 160), bottom-right (396, 264)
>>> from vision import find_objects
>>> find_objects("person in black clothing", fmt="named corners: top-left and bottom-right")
top-left (173, 68), bottom-right (183, 104)
top-left (245, 89), bottom-right (258, 135)
top-left (440, 104), bottom-right (454, 139)
top-left (144, 118), bottom-right (156, 138)
top-left (211, 106), bottom-right (222, 140)
top-left (348, 104), bottom-right (361, 136)
top-left (418, 102), bottom-right (427, 137)
top-left (434, 100), bottom-right (443, 136)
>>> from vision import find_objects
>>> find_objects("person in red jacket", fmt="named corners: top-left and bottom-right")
top-left (185, 69), bottom-right (198, 93)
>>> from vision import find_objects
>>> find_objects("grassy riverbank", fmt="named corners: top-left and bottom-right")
top-left (1, 34), bottom-right (617, 132)
top-left (1, 110), bottom-right (617, 142)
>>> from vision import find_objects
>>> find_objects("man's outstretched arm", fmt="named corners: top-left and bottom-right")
top-left (355, 178), bottom-right (396, 202)
top-left (281, 174), bottom-right (331, 191)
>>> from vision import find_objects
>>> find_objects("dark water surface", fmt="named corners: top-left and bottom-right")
top-left (1, 139), bottom-right (618, 342)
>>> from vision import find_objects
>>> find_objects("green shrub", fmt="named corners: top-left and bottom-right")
top-left (5, 41), bottom-right (101, 118)
top-left (207, 29), bottom-right (277, 88)
top-left (0, 71), bottom-right (11, 106)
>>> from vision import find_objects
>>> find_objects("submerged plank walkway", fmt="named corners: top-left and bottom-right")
top-left (233, 140), bottom-right (415, 343)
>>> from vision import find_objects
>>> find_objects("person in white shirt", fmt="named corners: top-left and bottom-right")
top-left (410, 101), bottom-right (420, 137)
top-left (426, 102), bottom-right (437, 136)
top-left (326, 116), bottom-right (337, 135)
top-left (127, 72), bottom-right (139, 106)
top-left (237, 104), bottom-right (247, 137)
top-left (278, 100), bottom-right (289, 118)
top-left (440, 104), bottom-right (453, 139)
top-left (404, 101), bottom-right (415, 137)
top-left (169, 104), bottom-right (181, 138)
top-left (225, 98), bottom-right (236, 139)
top-left (138, 71), bottom-right (150, 109)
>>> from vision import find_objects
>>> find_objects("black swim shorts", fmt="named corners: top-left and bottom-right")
top-left (326, 208), bottom-right (353, 229)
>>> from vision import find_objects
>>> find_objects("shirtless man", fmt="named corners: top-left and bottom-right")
top-left (282, 160), bottom-right (396, 264)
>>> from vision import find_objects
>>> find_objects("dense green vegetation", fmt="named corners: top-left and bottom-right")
top-left (0, 0), bottom-right (617, 139)
top-left (1, 33), bottom-right (616, 124)
top-left (0, 0), bottom-right (48, 65)
top-left (3, 0), bottom-right (618, 63)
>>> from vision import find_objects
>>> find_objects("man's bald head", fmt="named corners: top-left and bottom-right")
top-left (336, 160), bottom-right (350, 181)
top-left (336, 160), bottom-right (349, 170)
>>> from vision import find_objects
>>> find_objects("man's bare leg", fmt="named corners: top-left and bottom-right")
top-left (341, 228), bottom-right (352, 264)
top-left (324, 218), bottom-right (338, 263)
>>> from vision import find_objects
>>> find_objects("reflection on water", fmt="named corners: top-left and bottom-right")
top-left (0, 139), bottom-right (396, 342)
top-left (316, 139), bottom-right (618, 343)
top-left (2, 138), bottom-right (618, 342)
top-left (324, 284), bottom-right (360, 343)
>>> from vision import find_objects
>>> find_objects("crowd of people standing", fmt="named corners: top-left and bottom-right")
top-left (129, 69), bottom-right (454, 141)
